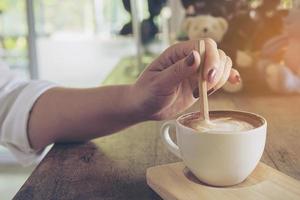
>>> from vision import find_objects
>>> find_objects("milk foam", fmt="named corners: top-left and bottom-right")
top-left (188, 117), bottom-right (254, 133)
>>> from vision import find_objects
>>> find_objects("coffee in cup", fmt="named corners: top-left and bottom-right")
top-left (184, 116), bottom-right (254, 133)
top-left (160, 110), bottom-right (267, 186)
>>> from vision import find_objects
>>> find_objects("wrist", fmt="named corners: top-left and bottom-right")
top-left (119, 84), bottom-right (146, 123)
top-left (125, 84), bottom-right (151, 122)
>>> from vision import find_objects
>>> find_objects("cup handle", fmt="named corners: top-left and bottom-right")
top-left (160, 121), bottom-right (182, 159)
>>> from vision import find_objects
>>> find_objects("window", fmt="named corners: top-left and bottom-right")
top-left (0, 0), bottom-right (29, 79)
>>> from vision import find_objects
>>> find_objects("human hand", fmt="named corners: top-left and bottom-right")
top-left (132, 39), bottom-right (240, 120)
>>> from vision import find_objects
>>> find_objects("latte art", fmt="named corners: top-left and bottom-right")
top-left (186, 117), bottom-right (254, 133)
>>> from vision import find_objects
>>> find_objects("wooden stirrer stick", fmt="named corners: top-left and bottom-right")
top-left (197, 40), bottom-right (210, 122)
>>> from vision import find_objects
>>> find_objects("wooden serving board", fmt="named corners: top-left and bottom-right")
top-left (146, 162), bottom-right (300, 200)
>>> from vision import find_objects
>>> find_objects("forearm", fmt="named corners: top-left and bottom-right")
top-left (28, 85), bottom-right (142, 150)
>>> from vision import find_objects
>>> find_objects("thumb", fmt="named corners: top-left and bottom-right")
top-left (158, 51), bottom-right (200, 88)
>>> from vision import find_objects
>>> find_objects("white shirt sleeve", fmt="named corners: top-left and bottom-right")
top-left (0, 62), bottom-right (58, 166)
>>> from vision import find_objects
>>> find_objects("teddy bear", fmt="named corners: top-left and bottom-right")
top-left (181, 15), bottom-right (228, 43)
top-left (180, 15), bottom-right (245, 93)
top-left (258, 9), bottom-right (300, 93)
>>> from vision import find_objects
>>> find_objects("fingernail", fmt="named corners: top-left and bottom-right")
top-left (185, 52), bottom-right (195, 66)
top-left (207, 68), bottom-right (217, 83)
top-left (193, 88), bottom-right (199, 98)
top-left (207, 88), bottom-right (215, 95)
top-left (235, 75), bottom-right (241, 83)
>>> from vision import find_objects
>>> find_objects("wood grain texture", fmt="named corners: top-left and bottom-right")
top-left (13, 92), bottom-right (300, 200)
top-left (147, 162), bottom-right (300, 200)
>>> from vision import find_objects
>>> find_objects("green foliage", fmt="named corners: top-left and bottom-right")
top-left (3, 37), bottom-right (27, 51)
top-left (0, 1), bottom-right (8, 11)
top-left (0, 0), bottom-right (20, 12)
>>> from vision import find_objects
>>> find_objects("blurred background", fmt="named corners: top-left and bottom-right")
top-left (0, 0), bottom-right (298, 199)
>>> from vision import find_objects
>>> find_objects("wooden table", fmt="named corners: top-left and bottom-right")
top-left (13, 92), bottom-right (300, 200)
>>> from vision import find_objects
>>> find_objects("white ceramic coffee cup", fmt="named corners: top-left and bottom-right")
top-left (161, 110), bottom-right (267, 186)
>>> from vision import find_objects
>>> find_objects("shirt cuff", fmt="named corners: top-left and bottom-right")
top-left (0, 81), bottom-right (58, 166)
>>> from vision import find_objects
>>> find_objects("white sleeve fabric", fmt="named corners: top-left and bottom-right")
top-left (0, 63), bottom-right (58, 166)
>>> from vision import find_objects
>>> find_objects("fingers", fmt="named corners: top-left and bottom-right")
top-left (228, 69), bottom-right (241, 84)
top-left (213, 54), bottom-right (232, 91)
top-left (192, 50), bottom-right (233, 98)
top-left (213, 52), bottom-right (240, 87)
top-left (158, 50), bottom-right (201, 89)
top-left (155, 39), bottom-right (240, 95)
top-left (155, 38), bottom-right (219, 70)
top-left (193, 53), bottom-right (240, 98)
top-left (202, 38), bottom-right (220, 84)
top-left (157, 40), bottom-right (200, 68)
